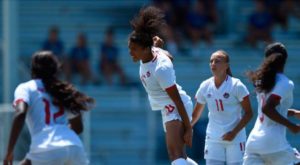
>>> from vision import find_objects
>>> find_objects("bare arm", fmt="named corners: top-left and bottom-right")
top-left (69, 114), bottom-right (83, 134)
top-left (223, 96), bottom-right (253, 141)
top-left (191, 102), bottom-right (205, 127)
top-left (165, 85), bottom-right (192, 147)
top-left (263, 95), bottom-right (300, 133)
top-left (4, 102), bottom-right (28, 165)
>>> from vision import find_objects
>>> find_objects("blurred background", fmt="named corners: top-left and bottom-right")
top-left (0, 0), bottom-right (300, 164)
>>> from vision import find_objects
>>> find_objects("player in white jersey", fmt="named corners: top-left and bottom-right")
top-left (4, 51), bottom-right (94, 165)
top-left (244, 42), bottom-right (300, 165)
top-left (192, 50), bottom-right (253, 165)
top-left (128, 6), bottom-right (197, 165)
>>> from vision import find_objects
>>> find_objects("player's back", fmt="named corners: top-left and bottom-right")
top-left (13, 79), bottom-right (83, 153)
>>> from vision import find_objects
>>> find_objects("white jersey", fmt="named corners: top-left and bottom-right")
top-left (13, 79), bottom-right (83, 153)
top-left (139, 47), bottom-right (191, 110)
top-left (195, 75), bottom-right (249, 143)
top-left (246, 73), bottom-right (294, 154)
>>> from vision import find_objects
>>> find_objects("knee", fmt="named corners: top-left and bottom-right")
top-left (167, 145), bottom-right (185, 160)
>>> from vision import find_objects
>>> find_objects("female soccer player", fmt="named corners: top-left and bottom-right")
top-left (191, 50), bottom-right (253, 165)
top-left (4, 51), bottom-right (94, 165)
top-left (128, 6), bottom-right (197, 165)
top-left (244, 42), bottom-right (300, 165)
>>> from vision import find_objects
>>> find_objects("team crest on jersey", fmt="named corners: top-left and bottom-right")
top-left (223, 92), bottom-right (230, 99)
top-left (146, 71), bottom-right (151, 77)
top-left (207, 94), bottom-right (211, 98)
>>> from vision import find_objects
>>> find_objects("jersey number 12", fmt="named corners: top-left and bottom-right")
top-left (42, 98), bottom-right (65, 124)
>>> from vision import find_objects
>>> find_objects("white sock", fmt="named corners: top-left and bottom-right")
top-left (186, 157), bottom-right (198, 165)
top-left (171, 158), bottom-right (188, 165)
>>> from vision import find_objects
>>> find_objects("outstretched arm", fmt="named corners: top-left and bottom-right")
top-left (191, 102), bottom-right (205, 127)
top-left (4, 102), bottom-right (28, 165)
top-left (223, 96), bottom-right (253, 141)
top-left (263, 95), bottom-right (300, 133)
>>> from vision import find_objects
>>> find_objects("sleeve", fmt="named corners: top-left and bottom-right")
top-left (195, 83), bottom-right (206, 104)
top-left (271, 79), bottom-right (294, 100)
top-left (235, 80), bottom-right (250, 102)
top-left (155, 65), bottom-right (176, 90)
top-left (13, 84), bottom-right (30, 107)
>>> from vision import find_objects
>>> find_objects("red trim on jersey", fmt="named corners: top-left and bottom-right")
top-left (270, 94), bottom-right (281, 102)
top-left (12, 99), bottom-right (25, 108)
top-left (219, 99), bottom-right (224, 111)
top-left (152, 55), bottom-right (158, 62)
top-left (215, 99), bottom-right (219, 111)
top-left (165, 84), bottom-right (176, 91)
top-left (54, 105), bottom-right (65, 122)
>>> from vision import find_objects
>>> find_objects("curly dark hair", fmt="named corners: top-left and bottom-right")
top-left (129, 6), bottom-right (166, 48)
top-left (31, 51), bottom-right (94, 114)
top-left (247, 43), bottom-right (288, 93)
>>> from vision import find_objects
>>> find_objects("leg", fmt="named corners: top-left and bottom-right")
top-left (165, 120), bottom-right (187, 164)
top-left (162, 101), bottom-right (194, 165)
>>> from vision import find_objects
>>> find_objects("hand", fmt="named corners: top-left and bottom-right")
top-left (289, 124), bottom-right (300, 134)
top-left (153, 36), bottom-right (164, 48)
top-left (3, 152), bottom-right (13, 165)
top-left (222, 131), bottom-right (237, 141)
top-left (184, 126), bottom-right (193, 148)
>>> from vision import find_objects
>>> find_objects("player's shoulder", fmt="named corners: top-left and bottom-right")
top-left (152, 47), bottom-right (172, 62)
top-left (277, 74), bottom-right (294, 88)
top-left (16, 79), bottom-right (41, 91)
top-left (199, 77), bottom-right (213, 88)
top-left (229, 76), bottom-right (240, 84)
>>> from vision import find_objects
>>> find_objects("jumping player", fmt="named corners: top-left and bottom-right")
top-left (192, 50), bottom-right (253, 165)
top-left (4, 51), bottom-right (94, 165)
top-left (128, 6), bottom-right (197, 165)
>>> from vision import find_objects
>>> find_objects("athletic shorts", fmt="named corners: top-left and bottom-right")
top-left (204, 141), bottom-right (245, 164)
top-left (26, 145), bottom-right (89, 165)
top-left (160, 100), bottom-right (193, 132)
top-left (243, 148), bottom-right (296, 165)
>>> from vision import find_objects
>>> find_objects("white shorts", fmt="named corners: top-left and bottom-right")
top-left (26, 145), bottom-right (89, 165)
top-left (243, 148), bottom-right (296, 165)
top-left (204, 141), bottom-right (245, 163)
top-left (160, 100), bottom-right (193, 132)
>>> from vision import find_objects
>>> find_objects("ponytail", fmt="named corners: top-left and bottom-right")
top-left (31, 51), bottom-right (94, 114)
